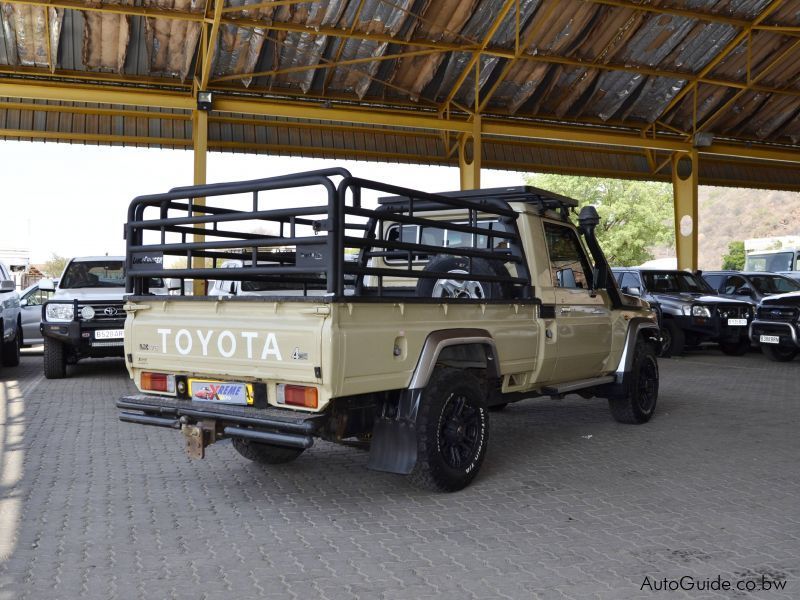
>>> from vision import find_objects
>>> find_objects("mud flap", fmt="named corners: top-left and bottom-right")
top-left (367, 389), bottom-right (422, 475)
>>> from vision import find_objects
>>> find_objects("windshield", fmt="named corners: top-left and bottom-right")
top-left (744, 252), bottom-right (794, 272)
top-left (641, 271), bottom-right (711, 294)
top-left (61, 261), bottom-right (163, 289)
top-left (749, 274), bottom-right (800, 295)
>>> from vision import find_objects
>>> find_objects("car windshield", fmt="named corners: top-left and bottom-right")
top-left (61, 261), bottom-right (163, 289)
top-left (641, 271), bottom-right (711, 294)
top-left (749, 275), bottom-right (800, 295)
top-left (744, 251), bottom-right (794, 272)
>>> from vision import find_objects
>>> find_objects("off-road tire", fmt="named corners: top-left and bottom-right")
top-left (43, 337), bottom-right (67, 379)
top-left (719, 338), bottom-right (750, 356)
top-left (659, 320), bottom-right (684, 357)
top-left (609, 340), bottom-right (658, 424)
top-left (231, 438), bottom-right (304, 464)
top-left (409, 369), bottom-right (489, 492)
top-left (415, 256), bottom-right (510, 300)
top-left (761, 344), bottom-right (798, 363)
top-left (1, 323), bottom-right (21, 367)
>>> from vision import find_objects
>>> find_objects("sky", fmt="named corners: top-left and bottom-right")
top-left (1, 141), bottom-right (526, 264)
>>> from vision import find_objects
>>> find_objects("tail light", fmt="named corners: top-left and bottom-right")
top-left (277, 384), bottom-right (318, 409)
top-left (140, 371), bottom-right (176, 394)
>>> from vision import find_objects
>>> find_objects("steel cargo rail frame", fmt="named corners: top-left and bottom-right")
top-left (124, 169), bottom-right (533, 300)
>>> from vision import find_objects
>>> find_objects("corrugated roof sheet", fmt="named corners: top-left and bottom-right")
top-left (1, 0), bottom-right (800, 188)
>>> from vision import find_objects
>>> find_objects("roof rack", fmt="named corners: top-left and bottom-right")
top-left (379, 185), bottom-right (578, 219)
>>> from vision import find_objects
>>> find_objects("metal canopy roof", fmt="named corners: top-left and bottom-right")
top-left (2, 0), bottom-right (800, 188)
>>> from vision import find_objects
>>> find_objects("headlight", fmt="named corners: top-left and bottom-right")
top-left (691, 305), bottom-right (711, 318)
top-left (45, 303), bottom-right (75, 322)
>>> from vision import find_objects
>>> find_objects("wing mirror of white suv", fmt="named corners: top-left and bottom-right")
top-left (622, 286), bottom-right (641, 297)
top-left (38, 278), bottom-right (56, 292)
top-left (0, 279), bottom-right (15, 292)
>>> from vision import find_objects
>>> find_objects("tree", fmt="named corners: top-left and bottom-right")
top-left (721, 240), bottom-right (745, 270)
top-left (42, 253), bottom-right (68, 277)
top-left (524, 173), bottom-right (674, 266)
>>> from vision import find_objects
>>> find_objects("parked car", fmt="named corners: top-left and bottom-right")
top-left (612, 268), bottom-right (753, 356)
top-left (116, 172), bottom-right (661, 493)
top-left (702, 271), bottom-right (800, 304)
top-left (0, 261), bottom-right (21, 368)
top-left (18, 280), bottom-right (58, 347)
top-left (39, 257), bottom-right (167, 379)
top-left (750, 291), bottom-right (800, 362)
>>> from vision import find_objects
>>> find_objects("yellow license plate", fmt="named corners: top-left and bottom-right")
top-left (188, 379), bottom-right (254, 405)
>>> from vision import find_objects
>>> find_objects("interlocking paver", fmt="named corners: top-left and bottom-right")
top-left (0, 348), bottom-right (798, 599)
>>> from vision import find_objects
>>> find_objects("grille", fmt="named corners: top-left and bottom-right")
top-left (91, 340), bottom-right (124, 347)
top-left (77, 302), bottom-right (125, 323)
top-left (756, 306), bottom-right (798, 322)
top-left (716, 305), bottom-right (752, 320)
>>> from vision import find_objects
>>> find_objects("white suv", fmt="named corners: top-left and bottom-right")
top-left (0, 261), bottom-right (22, 369)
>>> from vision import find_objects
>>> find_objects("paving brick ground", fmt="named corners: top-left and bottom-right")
top-left (0, 347), bottom-right (798, 600)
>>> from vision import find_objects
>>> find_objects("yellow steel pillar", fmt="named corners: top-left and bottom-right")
top-left (192, 108), bottom-right (208, 295)
top-left (459, 116), bottom-right (481, 190)
top-left (671, 150), bottom-right (699, 271)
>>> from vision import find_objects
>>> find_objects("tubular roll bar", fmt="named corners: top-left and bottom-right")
top-left (125, 169), bottom-right (533, 299)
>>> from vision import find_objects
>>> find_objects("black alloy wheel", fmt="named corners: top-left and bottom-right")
top-left (438, 393), bottom-right (484, 471)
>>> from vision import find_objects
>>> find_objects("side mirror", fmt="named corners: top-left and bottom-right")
top-left (735, 286), bottom-right (753, 297)
top-left (0, 280), bottom-right (14, 292)
top-left (38, 278), bottom-right (55, 292)
top-left (556, 268), bottom-right (577, 288)
top-left (20, 298), bottom-right (29, 307)
top-left (623, 286), bottom-right (641, 297)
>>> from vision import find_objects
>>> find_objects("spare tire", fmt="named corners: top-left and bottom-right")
top-left (415, 255), bottom-right (510, 300)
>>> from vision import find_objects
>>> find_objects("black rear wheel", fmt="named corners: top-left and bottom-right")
top-left (409, 369), bottom-right (489, 492)
top-left (761, 344), bottom-right (798, 362)
top-left (1, 323), bottom-right (21, 367)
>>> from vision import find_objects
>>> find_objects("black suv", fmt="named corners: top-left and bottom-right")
top-left (750, 291), bottom-right (800, 362)
top-left (702, 271), bottom-right (800, 304)
top-left (612, 268), bottom-right (753, 356)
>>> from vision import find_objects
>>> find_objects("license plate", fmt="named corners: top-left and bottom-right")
top-left (95, 329), bottom-right (124, 340)
top-left (188, 379), bottom-right (253, 405)
top-left (759, 335), bottom-right (780, 344)
top-left (727, 318), bottom-right (747, 326)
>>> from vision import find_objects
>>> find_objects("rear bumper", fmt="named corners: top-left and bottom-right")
top-left (117, 394), bottom-right (327, 449)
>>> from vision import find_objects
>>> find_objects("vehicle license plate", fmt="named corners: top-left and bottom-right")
top-left (95, 329), bottom-right (124, 340)
top-left (759, 335), bottom-right (780, 344)
top-left (189, 379), bottom-right (253, 405)
top-left (727, 318), bottom-right (747, 326)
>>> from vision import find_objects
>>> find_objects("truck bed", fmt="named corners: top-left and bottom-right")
top-left (125, 296), bottom-right (540, 410)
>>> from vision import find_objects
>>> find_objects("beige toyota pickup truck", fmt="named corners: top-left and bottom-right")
top-left (117, 168), bottom-right (660, 492)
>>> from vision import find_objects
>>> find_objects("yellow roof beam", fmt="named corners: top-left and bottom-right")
top-left (583, 0), bottom-right (750, 27)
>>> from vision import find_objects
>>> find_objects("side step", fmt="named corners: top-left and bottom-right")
top-left (541, 375), bottom-right (615, 397)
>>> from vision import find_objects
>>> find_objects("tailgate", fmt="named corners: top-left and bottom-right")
top-left (124, 298), bottom-right (329, 387)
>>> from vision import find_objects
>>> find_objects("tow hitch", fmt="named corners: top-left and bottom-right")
top-left (181, 418), bottom-right (220, 459)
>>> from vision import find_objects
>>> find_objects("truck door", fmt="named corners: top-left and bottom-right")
top-left (541, 221), bottom-right (613, 382)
